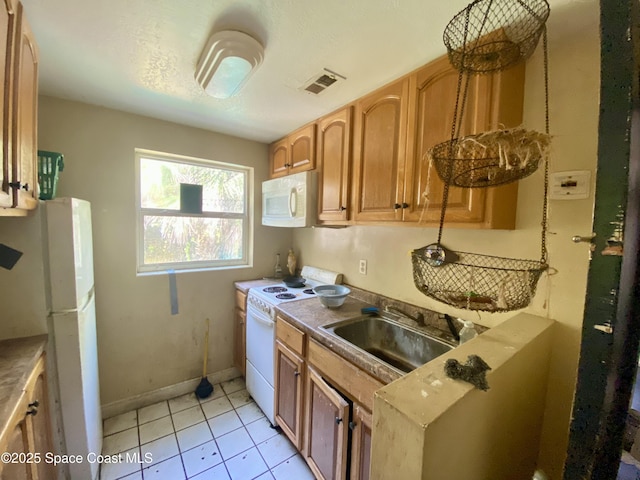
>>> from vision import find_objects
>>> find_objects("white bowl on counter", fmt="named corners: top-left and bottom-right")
top-left (313, 284), bottom-right (351, 308)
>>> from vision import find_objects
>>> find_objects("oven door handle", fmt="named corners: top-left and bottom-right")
top-left (252, 313), bottom-right (274, 328)
top-left (247, 305), bottom-right (275, 328)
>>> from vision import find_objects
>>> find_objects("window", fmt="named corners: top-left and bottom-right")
top-left (135, 149), bottom-right (253, 274)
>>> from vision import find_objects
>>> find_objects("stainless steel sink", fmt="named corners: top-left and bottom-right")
top-left (321, 315), bottom-right (454, 374)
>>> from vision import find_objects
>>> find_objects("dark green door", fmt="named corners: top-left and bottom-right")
top-left (563, 1), bottom-right (640, 478)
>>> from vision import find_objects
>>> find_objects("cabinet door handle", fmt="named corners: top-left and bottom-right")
top-left (402, 203), bottom-right (409, 208)
top-left (8, 181), bottom-right (21, 190)
top-left (339, 206), bottom-right (346, 211)
top-left (29, 400), bottom-right (40, 408)
top-left (394, 203), bottom-right (401, 210)
top-left (22, 183), bottom-right (29, 191)
top-left (335, 417), bottom-right (343, 425)
top-left (26, 407), bottom-right (38, 416)
top-left (294, 371), bottom-right (300, 377)
top-left (349, 421), bottom-right (357, 430)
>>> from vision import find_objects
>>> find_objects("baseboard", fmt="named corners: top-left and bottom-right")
top-left (101, 367), bottom-right (241, 419)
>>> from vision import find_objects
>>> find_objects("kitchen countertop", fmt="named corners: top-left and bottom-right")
top-left (0, 335), bottom-right (48, 443)
top-left (235, 279), bottom-right (461, 385)
top-left (276, 296), bottom-right (406, 385)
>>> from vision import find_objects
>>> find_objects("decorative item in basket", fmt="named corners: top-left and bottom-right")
top-left (443, 0), bottom-right (550, 74)
top-left (412, 246), bottom-right (547, 312)
top-left (430, 127), bottom-right (551, 188)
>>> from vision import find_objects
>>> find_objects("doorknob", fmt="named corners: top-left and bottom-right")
top-left (572, 234), bottom-right (596, 243)
top-left (594, 323), bottom-right (613, 334)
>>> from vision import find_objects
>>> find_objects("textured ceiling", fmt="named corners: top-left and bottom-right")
top-left (21, 0), bottom-right (592, 144)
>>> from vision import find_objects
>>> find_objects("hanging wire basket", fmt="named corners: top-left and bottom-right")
top-left (444, 0), bottom-right (550, 74)
top-left (412, 247), bottom-right (547, 312)
top-left (410, 2), bottom-right (552, 312)
top-left (429, 127), bottom-right (551, 188)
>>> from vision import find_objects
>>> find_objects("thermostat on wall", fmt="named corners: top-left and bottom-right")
top-left (549, 170), bottom-right (591, 200)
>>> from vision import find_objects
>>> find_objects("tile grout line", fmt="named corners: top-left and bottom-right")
top-left (199, 389), bottom-right (233, 480)
top-left (167, 400), bottom-right (188, 480)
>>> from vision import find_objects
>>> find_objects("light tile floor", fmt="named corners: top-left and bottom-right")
top-left (99, 377), bottom-right (315, 480)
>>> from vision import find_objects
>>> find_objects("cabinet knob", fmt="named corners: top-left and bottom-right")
top-left (339, 206), bottom-right (346, 211)
top-left (294, 371), bottom-right (300, 377)
top-left (26, 407), bottom-right (38, 416)
top-left (335, 417), bottom-right (343, 425)
top-left (394, 203), bottom-right (401, 210)
top-left (8, 181), bottom-right (21, 190)
top-left (402, 202), bottom-right (409, 208)
top-left (349, 421), bottom-right (357, 430)
top-left (29, 400), bottom-right (40, 408)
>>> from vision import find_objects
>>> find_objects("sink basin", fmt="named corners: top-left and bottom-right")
top-left (321, 315), bottom-right (454, 374)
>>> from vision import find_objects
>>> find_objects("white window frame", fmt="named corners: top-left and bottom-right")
top-left (135, 148), bottom-right (253, 275)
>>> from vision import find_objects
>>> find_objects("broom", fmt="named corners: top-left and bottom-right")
top-left (195, 318), bottom-right (214, 399)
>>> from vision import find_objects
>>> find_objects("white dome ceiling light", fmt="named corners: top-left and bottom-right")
top-left (195, 30), bottom-right (264, 99)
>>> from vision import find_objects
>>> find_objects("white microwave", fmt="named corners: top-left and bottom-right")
top-left (262, 171), bottom-right (317, 227)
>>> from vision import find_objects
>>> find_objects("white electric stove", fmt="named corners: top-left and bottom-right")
top-left (245, 266), bottom-right (342, 425)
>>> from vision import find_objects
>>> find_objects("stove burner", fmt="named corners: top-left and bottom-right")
top-left (275, 293), bottom-right (296, 300)
top-left (264, 286), bottom-right (287, 293)
top-left (303, 289), bottom-right (315, 295)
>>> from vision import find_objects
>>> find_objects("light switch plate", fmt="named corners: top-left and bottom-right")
top-left (549, 170), bottom-right (591, 200)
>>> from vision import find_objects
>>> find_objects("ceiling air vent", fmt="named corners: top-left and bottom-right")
top-left (303, 68), bottom-right (346, 95)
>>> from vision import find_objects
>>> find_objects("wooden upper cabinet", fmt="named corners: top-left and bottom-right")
top-left (271, 51), bottom-right (525, 228)
top-left (404, 56), bottom-right (523, 228)
top-left (317, 106), bottom-right (352, 223)
top-left (269, 138), bottom-right (289, 178)
top-left (0, 0), bottom-right (16, 209)
top-left (404, 56), bottom-right (489, 224)
top-left (12, 2), bottom-right (38, 210)
top-left (269, 123), bottom-right (316, 178)
top-left (1, 0), bottom-right (38, 216)
top-left (352, 78), bottom-right (410, 222)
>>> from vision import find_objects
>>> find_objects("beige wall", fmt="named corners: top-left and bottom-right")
top-left (35, 97), bottom-right (292, 405)
top-left (294, 4), bottom-right (600, 478)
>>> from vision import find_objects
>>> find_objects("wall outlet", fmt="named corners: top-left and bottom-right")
top-left (359, 259), bottom-right (367, 275)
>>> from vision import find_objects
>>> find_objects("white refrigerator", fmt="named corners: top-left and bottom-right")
top-left (45, 198), bottom-right (102, 480)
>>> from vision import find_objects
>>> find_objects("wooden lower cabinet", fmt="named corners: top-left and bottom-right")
top-left (28, 358), bottom-right (55, 480)
top-left (0, 354), bottom-right (55, 480)
top-left (234, 289), bottom-right (247, 377)
top-left (275, 319), bottom-right (379, 479)
top-left (233, 307), bottom-right (246, 376)
top-left (275, 340), bottom-right (305, 450)
top-left (1, 395), bottom-right (31, 480)
top-left (304, 366), bottom-right (349, 480)
top-left (349, 405), bottom-right (372, 480)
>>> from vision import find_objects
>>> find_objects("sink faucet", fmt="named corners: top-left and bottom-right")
top-left (441, 313), bottom-right (461, 342)
top-left (385, 305), bottom-right (425, 327)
